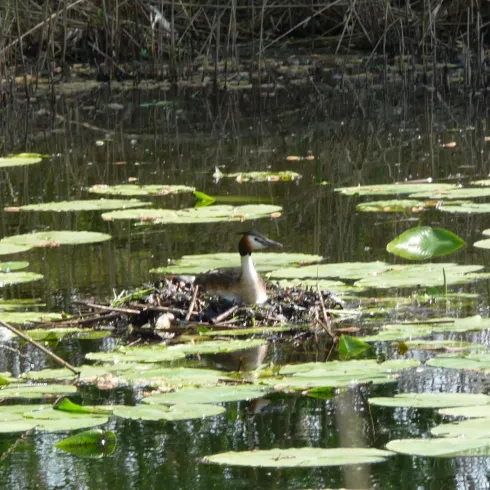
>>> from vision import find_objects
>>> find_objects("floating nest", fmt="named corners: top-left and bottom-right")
top-left (65, 277), bottom-right (345, 340)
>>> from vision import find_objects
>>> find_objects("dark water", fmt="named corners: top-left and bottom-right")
top-left (1, 83), bottom-right (490, 489)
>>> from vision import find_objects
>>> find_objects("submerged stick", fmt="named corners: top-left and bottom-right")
top-left (0, 321), bottom-right (79, 375)
top-left (185, 285), bottom-right (199, 321)
top-left (211, 305), bottom-right (239, 325)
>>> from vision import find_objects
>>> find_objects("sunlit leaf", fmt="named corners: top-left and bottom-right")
top-left (338, 335), bottom-right (371, 359)
top-left (0, 261), bottom-right (29, 272)
top-left (88, 184), bottom-right (195, 196)
top-left (369, 393), bottom-right (490, 408)
top-left (0, 153), bottom-right (44, 168)
top-left (386, 438), bottom-right (490, 457)
top-left (56, 429), bottom-right (116, 458)
top-left (16, 199), bottom-right (149, 212)
top-left (335, 183), bottom-right (457, 196)
top-left (102, 205), bottom-right (282, 224)
top-left (356, 199), bottom-right (434, 213)
top-left (386, 227), bottom-right (465, 260)
top-left (142, 385), bottom-right (268, 405)
top-left (113, 403), bottom-right (225, 421)
top-left (1, 231), bottom-right (111, 247)
top-left (222, 171), bottom-right (302, 182)
top-left (431, 417), bottom-right (490, 438)
top-left (409, 187), bottom-right (490, 199)
top-left (0, 384), bottom-right (77, 400)
top-left (202, 447), bottom-right (393, 467)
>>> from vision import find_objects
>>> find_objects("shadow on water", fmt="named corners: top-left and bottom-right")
top-left (1, 79), bottom-right (490, 489)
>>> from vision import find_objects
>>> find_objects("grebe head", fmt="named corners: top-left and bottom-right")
top-left (238, 231), bottom-right (283, 256)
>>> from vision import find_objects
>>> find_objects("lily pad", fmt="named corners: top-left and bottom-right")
top-left (0, 272), bottom-right (44, 287)
top-left (404, 340), bottom-right (487, 351)
top-left (356, 199), bottom-right (434, 213)
top-left (101, 204), bottom-right (282, 224)
top-left (25, 328), bottom-right (109, 341)
top-left (369, 393), bottom-right (490, 409)
top-left (354, 263), bottom-right (485, 289)
top-left (439, 405), bottom-right (490, 418)
top-left (118, 366), bottom-right (230, 388)
top-left (88, 184), bottom-right (195, 196)
top-left (269, 261), bottom-right (392, 280)
top-left (22, 408), bottom-right (108, 432)
top-left (142, 385), bottom-right (268, 405)
top-left (363, 316), bottom-right (490, 342)
top-left (86, 345), bottom-right (186, 364)
top-left (335, 183), bottom-right (457, 196)
top-left (431, 417), bottom-right (490, 438)
top-left (202, 447), bottom-right (393, 467)
top-left (1, 231), bottom-right (111, 247)
top-left (113, 403), bottom-right (225, 421)
top-left (409, 187), bottom-right (490, 199)
top-left (0, 384), bottom-right (78, 400)
top-left (151, 252), bottom-right (322, 275)
top-left (16, 199), bottom-right (150, 213)
top-left (439, 202), bottom-right (490, 214)
top-left (56, 429), bottom-right (116, 458)
top-left (0, 261), bottom-right (29, 272)
top-left (386, 438), bottom-right (490, 457)
top-left (222, 171), bottom-right (301, 182)
top-left (0, 243), bottom-right (32, 256)
top-left (0, 153), bottom-right (44, 168)
top-left (386, 227), bottom-right (465, 260)
top-left (427, 351), bottom-right (490, 371)
top-left (0, 311), bottom-right (64, 324)
top-left (338, 334), bottom-right (371, 359)
top-left (259, 359), bottom-right (419, 390)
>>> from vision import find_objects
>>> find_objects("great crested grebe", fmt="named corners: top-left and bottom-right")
top-left (195, 231), bottom-right (282, 305)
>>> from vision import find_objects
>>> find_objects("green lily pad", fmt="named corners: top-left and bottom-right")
top-left (0, 153), bottom-right (44, 168)
top-left (269, 261), bottom-right (391, 280)
top-left (439, 202), bottom-right (490, 214)
top-left (404, 340), bottom-right (487, 351)
top-left (113, 403), bottom-right (225, 421)
top-left (0, 311), bottom-right (64, 323)
top-left (102, 204), bottom-right (282, 224)
top-left (151, 253), bottom-right (322, 275)
top-left (0, 384), bottom-right (78, 400)
top-left (54, 398), bottom-right (113, 415)
top-left (386, 438), bottom-right (490, 457)
top-left (335, 183), bottom-right (457, 196)
top-left (0, 261), bottom-right (29, 272)
top-left (1, 231), bottom-right (111, 247)
top-left (118, 366), bottom-right (230, 388)
top-left (25, 328), bottom-right (109, 341)
top-left (275, 279), bottom-right (354, 292)
top-left (427, 351), bottom-right (490, 371)
top-left (386, 227), bottom-right (465, 260)
top-left (431, 417), bottom-right (490, 438)
top-left (363, 315), bottom-right (490, 342)
top-left (439, 405), bottom-right (490, 418)
top-left (22, 408), bottom-right (108, 432)
top-left (356, 199), bottom-right (434, 213)
top-left (409, 187), bottom-right (490, 199)
top-left (86, 345), bottom-right (186, 363)
top-left (202, 447), bottom-right (393, 467)
top-left (86, 340), bottom-right (266, 364)
top-left (0, 243), bottom-right (32, 256)
top-left (142, 385), bottom-right (268, 405)
top-left (56, 429), bottom-right (116, 458)
top-left (16, 199), bottom-right (150, 213)
top-left (222, 171), bottom-right (301, 182)
top-left (369, 393), bottom-right (490, 409)
top-left (354, 263), bottom-right (485, 289)
top-left (471, 179), bottom-right (490, 186)
top-left (259, 359), bottom-right (419, 390)
top-left (357, 324), bottom-right (435, 342)
top-left (88, 184), bottom-right (195, 196)
top-left (0, 404), bottom-right (51, 424)
top-left (0, 272), bottom-right (44, 287)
